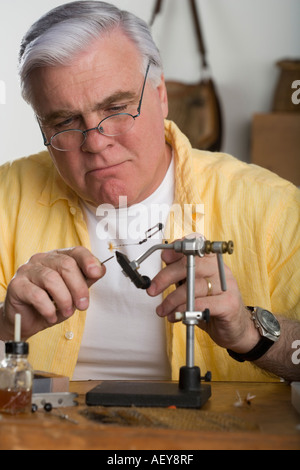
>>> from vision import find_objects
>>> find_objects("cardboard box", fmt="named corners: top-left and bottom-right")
top-left (33, 371), bottom-right (69, 393)
top-left (251, 113), bottom-right (300, 186)
top-left (291, 382), bottom-right (300, 415)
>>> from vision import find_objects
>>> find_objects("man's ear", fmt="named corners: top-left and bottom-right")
top-left (156, 74), bottom-right (169, 118)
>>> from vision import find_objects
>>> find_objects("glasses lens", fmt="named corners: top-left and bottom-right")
top-left (51, 129), bottom-right (85, 151)
top-left (99, 113), bottom-right (135, 136)
top-left (49, 114), bottom-right (135, 150)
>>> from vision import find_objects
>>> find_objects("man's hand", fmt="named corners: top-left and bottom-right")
top-left (1, 247), bottom-right (105, 340)
top-left (147, 247), bottom-right (260, 354)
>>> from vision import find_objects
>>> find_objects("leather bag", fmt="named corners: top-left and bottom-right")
top-left (150, 0), bottom-right (223, 151)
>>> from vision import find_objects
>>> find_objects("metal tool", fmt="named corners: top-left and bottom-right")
top-left (32, 392), bottom-right (78, 409)
top-left (86, 234), bottom-right (234, 408)
top-left (116, 235), bottom-right (234, 388)
top-left (101, 255), bottom-right (114, 265)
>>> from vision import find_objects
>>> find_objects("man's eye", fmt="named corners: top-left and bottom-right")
top-left (107, 105), bottom-right (128, 114)
top-left (55, 117), bottom-right (76, 129)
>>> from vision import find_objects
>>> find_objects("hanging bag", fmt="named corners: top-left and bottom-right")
top-left (150, 0), bottom-right (223, 151)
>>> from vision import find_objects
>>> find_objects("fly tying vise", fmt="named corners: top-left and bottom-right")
top-left (86, 230), bottom-right (234, 408)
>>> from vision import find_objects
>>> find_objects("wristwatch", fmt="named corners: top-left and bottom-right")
top-left (227, 307), bottom-right (281, 363)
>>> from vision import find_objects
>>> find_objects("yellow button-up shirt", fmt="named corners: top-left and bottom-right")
top-left (0, 120), bottom-right (299, 381)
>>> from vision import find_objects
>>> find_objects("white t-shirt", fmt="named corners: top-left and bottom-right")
top-left (73, 158), bottom-right (174, 380)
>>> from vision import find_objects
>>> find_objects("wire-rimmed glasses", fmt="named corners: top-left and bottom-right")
top-left (38, 61), bottom-right (151, 152)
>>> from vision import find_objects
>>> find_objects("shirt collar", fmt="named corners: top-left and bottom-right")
top-left (164, 119), bottom-right (205, 237)
top-left (37, 152), bottom-right (79, 208)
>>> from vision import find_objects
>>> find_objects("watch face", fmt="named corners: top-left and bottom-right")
top-left (258, 309), bottom-right (281, 337)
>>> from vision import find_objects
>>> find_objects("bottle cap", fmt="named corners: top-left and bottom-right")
top-left (5, 341), bottom-right (29, 355)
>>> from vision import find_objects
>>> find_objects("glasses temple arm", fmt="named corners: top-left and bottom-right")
top-left (136, 61), bottom-right (151, 115)
top-left (36, 115), bottom-right (50, 147)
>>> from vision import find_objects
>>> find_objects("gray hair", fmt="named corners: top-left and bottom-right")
top-left (19, 1), bottom-right (163, 105)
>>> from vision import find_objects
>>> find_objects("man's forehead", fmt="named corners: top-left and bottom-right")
top-left (32, 30), bottom-right (144, 119)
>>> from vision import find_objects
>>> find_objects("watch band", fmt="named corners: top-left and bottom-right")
top-left (227, 336), bottom-right (274, 363)
top-left (227, 306), bottom-right (280, 362)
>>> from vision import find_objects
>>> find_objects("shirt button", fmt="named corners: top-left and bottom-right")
top-left (65, 331), bottom-right (74, 340)
top-left (70, 207), bottom-right (76, 215)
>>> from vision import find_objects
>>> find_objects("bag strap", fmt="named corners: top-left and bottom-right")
top-left (189, 0), bottom-right (207, 68)
top-left (150, 0), bottom-right (207, 68)
top-left (149, 0), bottom-right (163, 26)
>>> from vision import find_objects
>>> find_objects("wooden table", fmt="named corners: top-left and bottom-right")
top-left (0, 381), bottom-right (299, 450)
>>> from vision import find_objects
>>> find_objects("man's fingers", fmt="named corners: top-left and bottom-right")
top-left (6, 276), bottom-right (58, 325)
top-left (66, 247), bottom-right (104, 282)
top-left (148, 252), bottom-right (218, 297)
top-left (41, 252), bottom-right (90, 310)
top-left (161, 248), bottom-right (183, 265)
top-left (4, 247), bottom-right (106, 338)
top-left (27, 247), bottom-right (105, 310)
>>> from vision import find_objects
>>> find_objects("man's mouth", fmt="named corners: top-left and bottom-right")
top-left (87, 161), bottom-right (126, 175)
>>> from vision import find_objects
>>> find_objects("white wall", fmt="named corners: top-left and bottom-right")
top-left (0, 0), bottom-right (299, 165)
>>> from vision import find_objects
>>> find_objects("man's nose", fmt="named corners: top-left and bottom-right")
top-left (81, 126), bottom-right (113, 153)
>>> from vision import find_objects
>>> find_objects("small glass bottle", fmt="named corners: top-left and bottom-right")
top-left (0, 341), bottom-right (33, 414)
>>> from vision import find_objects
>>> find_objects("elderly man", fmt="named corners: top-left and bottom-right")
top-left (0, 1), bottom-right (299, 382)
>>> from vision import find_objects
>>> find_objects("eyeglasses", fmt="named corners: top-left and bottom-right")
top-left (38, 62), bottom-right (151, 152)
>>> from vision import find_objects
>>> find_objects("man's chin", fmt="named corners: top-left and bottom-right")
top-left (93, 180), bottom-right (130, 208)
